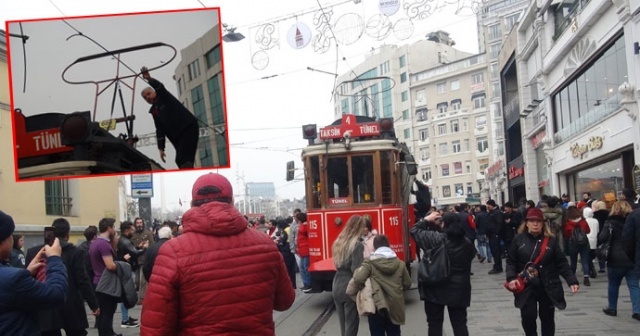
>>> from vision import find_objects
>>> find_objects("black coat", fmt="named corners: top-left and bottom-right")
top-left (475, 211), bottom-right (490, 235)
top-left (598, 215), bottom-right (634, 268)
top-left (503, 210), bottom-right (522, 241)
top-left (456, 211), bottom-right (476, 242)
top-left (25, 241), bottom-right (98, 331)
top-left (143, 238), bottom-right (169, 282)
top-left (487, 208), bottom-right (504, 238)
top-left (148, 78), bottom-right (199, 151)
top-left (410, 220), bottom-right (476, 307)
top-left (506, 233), bottom-right (578, 310)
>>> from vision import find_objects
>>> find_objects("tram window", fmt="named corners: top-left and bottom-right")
top-left (327, 157), bottom-right (349, 201)
top-left (352, 155), bottom-right (375, 204)
top-left (308, 156), bottom-right (321, 209)
top-left (380, 151), bottom-right (393, 204)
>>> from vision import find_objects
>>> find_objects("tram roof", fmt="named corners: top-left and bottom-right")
top-left (301, 138), bottom-right (402, 157)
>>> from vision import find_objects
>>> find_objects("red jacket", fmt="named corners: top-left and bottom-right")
top-left (140, 202), bottom-right (295, 336)
top-left (563, 218), bottom-right (591, 239)
top-left (296, 222), bottom-right (310, 257)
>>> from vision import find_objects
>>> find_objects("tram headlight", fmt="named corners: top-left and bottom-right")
top-left (60, 111), bottom-right (93, 145)
top-left (379, 118), bottom-right (395, 138)
top-left (302, 124), bottom-right (317, 140)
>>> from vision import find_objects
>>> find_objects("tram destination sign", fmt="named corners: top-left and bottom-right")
top-left (319, 114), bottom-right (381, 140)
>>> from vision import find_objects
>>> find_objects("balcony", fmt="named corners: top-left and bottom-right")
top-left (432, 108), bottom-right (468, 122)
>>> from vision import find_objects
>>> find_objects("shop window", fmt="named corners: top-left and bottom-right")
top-left (573, 158), bottom-right (624, 205)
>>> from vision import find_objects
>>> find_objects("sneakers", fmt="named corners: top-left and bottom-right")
top-left (301, 285), bottom-right (313, 293)
top-left (583, 277), bottom-right (590, 286)
top-left (479, 256), bottom-right (486, 263)
top-left (603, 308), bottom-right (617, 316)
top-left (633, 313), bottom-right (640, 321)
top-left (488, 269), bottom-right (503, 274)
top-left (121, 318), bottom-right (139, 328)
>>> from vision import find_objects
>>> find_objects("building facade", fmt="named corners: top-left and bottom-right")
top-left (505, 0), bottom-right (640, 204)
top-left (478, 0), bottom-right (530, 205)
top-left (175, 24), bottom-right (228, 168)
top-left (411, 54), bottom-right (492, 207)
top-left (1, 31), bottom-right (121, 247)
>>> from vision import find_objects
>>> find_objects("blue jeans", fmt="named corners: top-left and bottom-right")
top-left (120, 303), bottom-right (128, 323)
top-left (607, 266), bottom-right (640, 314)
top-left (299, 256), bottom-right (311, 287)
top-left (476, 234), bottom-right (491, 261)
top-left (569, 244), bottom-right (590, 277)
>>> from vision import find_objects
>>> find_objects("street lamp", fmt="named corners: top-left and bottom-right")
top-left (222, 23), bottom-right (245, 42)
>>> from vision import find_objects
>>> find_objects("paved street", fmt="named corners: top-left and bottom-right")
top-left (83, 257), bottom-right (640, 336)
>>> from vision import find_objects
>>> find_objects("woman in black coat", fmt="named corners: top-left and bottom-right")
top-left (275, 219), bottom-right (297, 289)
top-left (410, 211), bottom-right (476, 336)
top-left (597, 201), bottom-right (640, 319)
top-left (506, 208), bottom-right (579, 336)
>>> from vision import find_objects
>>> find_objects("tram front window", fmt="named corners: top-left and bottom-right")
top-left (327, 157), bottom-right (349, 200)
top-left (308, 156), bottom-right (321, 209)
top-left (352, 155), bottom-right (374, 203)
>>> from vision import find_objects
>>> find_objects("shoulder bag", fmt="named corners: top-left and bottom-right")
top-left (596, 225), bottom-right (613, 262)
top-left (571, 225), bottom-right (589, 248)
top-left (504, 236), bottom-right (549, 294)
top-left (418, 239), bottom-right (450, 284)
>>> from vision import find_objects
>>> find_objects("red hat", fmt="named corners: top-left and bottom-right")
top-left (191, 173), bottom-right (233, 203)
top-left (526, 208), bottom-right (544, 221)
top-left (576, 201), bottom-right (587, 209)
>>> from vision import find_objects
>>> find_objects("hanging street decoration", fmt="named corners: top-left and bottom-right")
top-left (311, 8), bottom-right (334, 54)
top-left (365, 14), bottom-right (393, 41)
top-left (333, 13), bottom-right (364, 46)
top-left (379, 0), bottom-right (402, 16)
top-left (287, 22), bottom-right (312, 49)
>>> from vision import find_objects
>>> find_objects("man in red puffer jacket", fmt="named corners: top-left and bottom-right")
top-left (140, 173), bottom-right (295, 335)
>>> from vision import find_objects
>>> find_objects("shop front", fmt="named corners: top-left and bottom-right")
top-left (508, 155), bottom-right (526, 205)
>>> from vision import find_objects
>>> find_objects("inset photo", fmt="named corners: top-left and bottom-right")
top-left (7, 7), bottom-right (229, 181)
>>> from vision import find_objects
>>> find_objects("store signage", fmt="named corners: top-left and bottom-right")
top-left (487, 160), bottom-right (504, 178)
top-left (508, 165), bottom-right (525, 180)
top-left (530, 130), bottom-right (546, 149)
top-left (570, 136), bottom-right (604, 159)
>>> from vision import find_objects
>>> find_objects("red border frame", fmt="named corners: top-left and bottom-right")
top-left (5, 7), bottom-right (232, 183)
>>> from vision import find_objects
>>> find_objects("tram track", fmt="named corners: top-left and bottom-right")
top-left (301, 300), bottom-right (336, 336)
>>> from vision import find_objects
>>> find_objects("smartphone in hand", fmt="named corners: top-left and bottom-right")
top-left (44, 226), bottom-right (55, 246)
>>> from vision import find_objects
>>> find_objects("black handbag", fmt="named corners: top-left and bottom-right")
top-left (418, 240), bottom-right (451, 284)
top-left (596, 225), bottom-right (613, 262)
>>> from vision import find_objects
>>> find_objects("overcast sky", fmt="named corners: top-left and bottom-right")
top-left (1, 0), bottom-right (480, 211)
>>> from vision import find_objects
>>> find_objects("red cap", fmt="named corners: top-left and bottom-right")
top-left (191, 173), bottom-right (233, 203)
top-left (577, 201), bottom-right (587, 209)
top-left (526, 208), bottom-right (544, 221)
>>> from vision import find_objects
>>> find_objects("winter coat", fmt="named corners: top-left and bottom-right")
top-left (457, 211), bottom-right (476, 242)
top-left (333, 242), bottom-right (365, 305)
top-left (77, 240), bottom-right (94, 280)
top-left (0, 256), bottom-right (68, 336)
top-left (506, 233), bottom-right (578, 310)
top-left (130, 229), bottom-right (154, 265)
top-left (593, 209), bottom-right (610, 232)
top-left (9, 247), bottom-right (26, 268)
top-left (487, 208), bottom-right (504, 238)
top-left (583, 208), bottom-right (599, 249)
top-left (410, 220), bottom-right (476, 307)
top-left (622, 208), bottom-right (640, 275)
top-left (503, 210), bottom-right (522, 242)
top-left (25, 241), bottom-right (98, 332)
top-left (142, 238), bottom-right (169, 282)
top-left (140, 201), bottom-right (295, 336)
top-left (598, 215), bottom-right (634, 269)
top-left (117, 235), bottom-right (144, 271)
top-left (350, 247), bottom-right (412, 325)
top-left (296, 222), bottom-right (310, 257)
top-left (474, 210), bottom-right (490, 235)
top-left (289, 221), bottom-right (299, 254)
top-left (563, 218), bottom-right (590, 240)
top-left (147, 77), bottom-right (199, 151)
top-left (96, 261), bottom-right (137, 308)
top-left (542, 207), bottom-right (563, 237)
top-left (362, 232), bottom-right (376, 259)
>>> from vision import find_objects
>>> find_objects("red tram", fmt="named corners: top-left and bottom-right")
top-left (298, 114), bottom-right (419, 292)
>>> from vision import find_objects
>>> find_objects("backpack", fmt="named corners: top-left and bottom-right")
top-left (570, 225), bottom-right (589, 248)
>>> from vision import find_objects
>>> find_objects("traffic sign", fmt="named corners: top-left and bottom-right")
top-left (131, 173), bottom-right (153, 198)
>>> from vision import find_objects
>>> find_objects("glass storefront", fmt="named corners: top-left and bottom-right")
top-left (572, 158), bottom-right (623, 205)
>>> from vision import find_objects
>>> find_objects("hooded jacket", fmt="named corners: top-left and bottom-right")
top-left (140, 201), bottom-right (295, 336)
top-left (541, 206), bottom-right (563, 236)
top-left (563, 217), bottom-right (590, 241)
top-left (583, 207), bottom-right (599, 249)
top-left (350, 247), bottom-right (412, 325)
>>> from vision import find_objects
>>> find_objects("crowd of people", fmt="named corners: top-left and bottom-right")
top-left (2, 179), bottom-right (640, 336)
